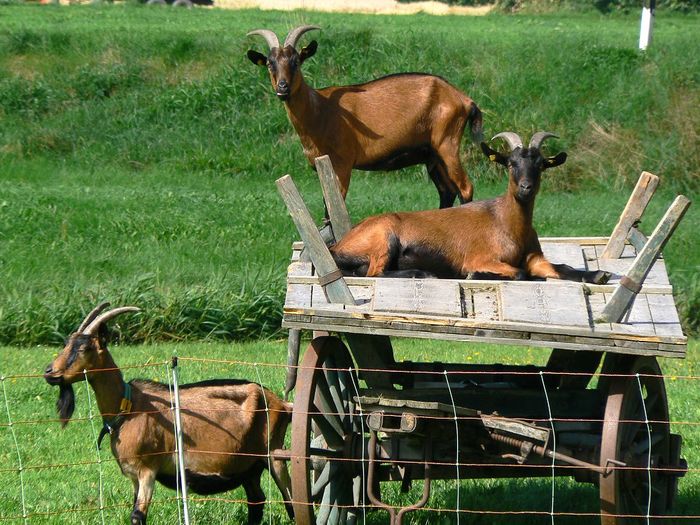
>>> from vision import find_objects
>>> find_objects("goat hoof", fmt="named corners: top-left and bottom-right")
top-left (514, 269), bottom-right (528, 281)
top-left (130, 510), bottom-right (146, 525)
top-left (590, 270), bottom-right (611, 285)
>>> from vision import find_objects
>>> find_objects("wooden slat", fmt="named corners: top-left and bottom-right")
top-left (610, 294), bottom-right (655, 336)
top-left (282, 315), bottom-right (686, 358)
top-left (500, 281), bottom-right (589, 327)
top-left (540, 242), bottom-right (586, 269)
top-left (598, 195), bottom-right (690, 322)
top-left (602, 171), bottom-right (659, 259)
top-left (315, 155), bottom-right (352, 241)
top-left (628, 226), bottom-right (648, 252)
top-left (285, 283), bottom-right (311, 309)
top-left (373, 279), bottom-right (462, 317)
top-left (647, 294), bottom-right (685, 337)
top-left (276, 175), bottom-right (355, 306)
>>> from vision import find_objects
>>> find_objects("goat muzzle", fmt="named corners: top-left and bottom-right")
top-left (44, 365), bottom-right (63, 385)
top-left (276, 80), bottom-right (290, 100)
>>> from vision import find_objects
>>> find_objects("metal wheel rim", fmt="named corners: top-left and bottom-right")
top-left (291, 336), bottom-right (365, 525)
top-left (599, 356), bottom-right (670, 525)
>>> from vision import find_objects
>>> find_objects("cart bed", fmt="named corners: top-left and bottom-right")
top-left (283, 237), bottom-right (686, 358)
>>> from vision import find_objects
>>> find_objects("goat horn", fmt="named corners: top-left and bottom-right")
top-left (491, 132), bottom-right (523, 152)
top-left (82, 307), bottom-right (141, 336)
top-left (284, 25), bottom-right (320, 49)
top-left (247, 29), bottom-right (280, 50)
top-left (76, 302), bottom-right (111, 333)
top-left (529, 132), bottom-right (559, 150)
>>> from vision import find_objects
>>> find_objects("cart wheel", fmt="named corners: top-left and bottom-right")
top-left (291, 336), bottom-right (366, 525)
top-left (599, 355), bottom-right (670, 524)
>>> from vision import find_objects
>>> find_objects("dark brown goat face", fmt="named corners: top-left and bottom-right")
top-left (43, 304), bottom-right (139, 426)
top-left (247, 42), bottom-right (317, 101)
top-left (44, 333), bottom-right (106, 427)
top-left (44, 333), bottom-right (106, 386)
top-left (481, 136), bottom-right (567, 203)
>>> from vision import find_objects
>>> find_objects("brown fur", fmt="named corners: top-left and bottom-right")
top-left (45, 327), bottom-right (293, 525)
top-left (330, 140), bottom-right (610, 285)
top-left (249, 42), bottom-right (482, 208)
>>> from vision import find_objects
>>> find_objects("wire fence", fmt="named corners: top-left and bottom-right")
top-left (0, 350), bottom-right (698, 524)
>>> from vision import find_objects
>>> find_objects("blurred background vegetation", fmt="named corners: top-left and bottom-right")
top-left (0, 5), bottom-right (697, 345)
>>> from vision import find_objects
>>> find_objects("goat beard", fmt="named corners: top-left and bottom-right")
top-left (56, 383), bottom-right (75, 428)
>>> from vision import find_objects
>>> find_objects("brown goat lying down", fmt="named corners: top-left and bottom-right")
top-left (247, 25), bottom-right (482, 209)
top-left (331, 131), bottom-right (611, 284)
top-left (44, 304), bottom-right (293, 525)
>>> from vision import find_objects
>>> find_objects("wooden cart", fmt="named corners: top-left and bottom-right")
top-left (276, 158), bottom-right (690, 525)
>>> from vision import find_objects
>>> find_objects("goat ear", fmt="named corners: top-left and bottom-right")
top-left (480, 142), bottom-right (508, 166)
top-left (544, 152), bottom-right (567, 169)
top-left (247, 50), bottom-right (268, 67)
top-left (299, 40), bottom-right (318, 63)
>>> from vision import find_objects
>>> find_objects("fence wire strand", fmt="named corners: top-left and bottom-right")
top-left (2, 354), bottom-right (698, 523)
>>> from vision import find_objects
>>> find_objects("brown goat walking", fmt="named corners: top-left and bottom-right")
top-left (247, 25), bottom-right (483, 208)
top-left (44, 303), bottom-right (293, 525)
top-left (330, 131), bottom-right (611, 284)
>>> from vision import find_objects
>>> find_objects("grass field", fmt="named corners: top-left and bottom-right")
top-left (1, 338), bottom-right (699, 524)
top-left (0, 3), bottom-right (698, 523)
top-left (0, 4), bottom-right (698, 345)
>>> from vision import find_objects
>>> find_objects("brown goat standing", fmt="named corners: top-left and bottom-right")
top-left (330, 131), bottom-right (611, 284)
top-left (44, 304), bottom-right (293, 525)
top-left (247, 25), bottom-right (483, 208)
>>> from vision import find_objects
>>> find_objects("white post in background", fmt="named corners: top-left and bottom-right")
top-left (171, 357), bottom-right (191, 525)
top-left (639, 0), bottom-right (656, 51)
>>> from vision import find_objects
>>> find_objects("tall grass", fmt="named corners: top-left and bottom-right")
top-left (0, 5), bottom-right (698, 344)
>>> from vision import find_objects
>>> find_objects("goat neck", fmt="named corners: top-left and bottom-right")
top-left (283, 79), bottom-right (323, 137)
top-left (500, 177), bottom-right (536, 237)
top-left (86, 352), bottom-right (129, 424)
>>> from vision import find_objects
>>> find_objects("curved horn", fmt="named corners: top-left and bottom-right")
top-left (529, 132), bottom-right (559, 151)
top-left (491, 132), bottom-right (523, 152)
top-left (284, 25), bottom-right (320, 49)
top-left (247, 29), bottom-right (280, 50)
top-left (76, 302), bottom-right (111, 333)
top-left (83, 307), bottom-right (140, 336)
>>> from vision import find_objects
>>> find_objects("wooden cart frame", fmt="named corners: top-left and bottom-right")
top-left (275, 157), bottom-right (690, 525)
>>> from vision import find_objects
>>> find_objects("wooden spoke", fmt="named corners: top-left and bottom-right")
top-left (291, 336), bottom-right (367, 525)
top-left (599, 355), bottom-right (672, 525)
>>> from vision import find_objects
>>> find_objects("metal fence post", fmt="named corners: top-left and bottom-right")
top-left (171, 357), bottom-right (191, 525)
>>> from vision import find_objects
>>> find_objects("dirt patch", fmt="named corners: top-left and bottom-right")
top-left (216, 0), bottom-right (494, 16)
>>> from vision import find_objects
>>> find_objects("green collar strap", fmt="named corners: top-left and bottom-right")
top-left (97, 382), bottom-right (132, 449)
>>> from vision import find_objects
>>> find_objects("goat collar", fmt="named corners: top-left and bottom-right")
top-left (97, 381), bottom-right (132, 449)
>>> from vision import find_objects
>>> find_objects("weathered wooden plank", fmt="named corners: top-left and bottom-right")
top-left (288, 260), bottom-right (313, 277)
top-left (373, 279), bottom-right (462, 317)
top-left (610, 294), bottom-right (655, 336)
top-left (540, 242), bottom-right (586, 269)
top-left (500, 281), bottom-right (589, 327)
top-left (647, 294), bottom-right (685, 337)
top-left (596, 249), bottom-right (670, 286)
top-left (276, 175), bottom-right (355, 306)
top-left (284, 328), bottom-right (301, 400)
top-left (602, 171), bottom-right (659, 259)
top-left (582, 245), bottom-right (599, 270)
top-left (285, 283), bottom-right (312, 309)
top-left (282, 316), bottom-right (686, 358)
top-left (283, 304), bottom-right (687, 345)
top-left (598, 195), bottom-right (690, 322)
top-left (627, 226), bottom-right (648, 252)
top-left (315, 155), bottom-right (352, 241)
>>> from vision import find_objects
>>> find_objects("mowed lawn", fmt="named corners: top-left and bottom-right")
top-left (1, 339), bottom-right (699, 524)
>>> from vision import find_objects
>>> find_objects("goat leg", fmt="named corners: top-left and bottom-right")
top-left (270, 458), bottom-right (294, 520)
top-left (130, 469), bottom-right (156, 525)
top-left (243, 473), bottom-right (266, 525)
top-left (526, 253), bottom-right (611, 284)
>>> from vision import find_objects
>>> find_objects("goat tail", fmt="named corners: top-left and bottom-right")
top-left (467, 101), bottom-right (484, 143)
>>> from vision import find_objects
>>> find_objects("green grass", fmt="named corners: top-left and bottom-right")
top-left (0, 5), bottom-right (698, 345)
top-left (1, 338), bottom-right (699, 523)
